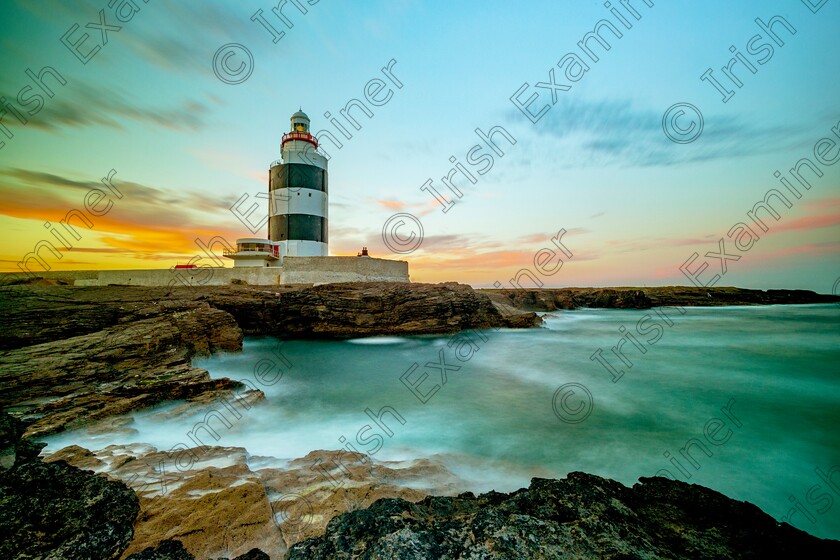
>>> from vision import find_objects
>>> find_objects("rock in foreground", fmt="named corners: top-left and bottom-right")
top-left (0, 410), bottom-right (140, 560)
top-left (125, 540), bottom-right (269, 560)
top-left (287, 472), bottom-right (840, 559)
top-left (45, 443), bottom-right (463, 559)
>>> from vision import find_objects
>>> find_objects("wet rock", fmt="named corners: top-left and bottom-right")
top-left (205, 282), bottom-right (540, 338)
top-left (287, 472), bottom-right (840, 559)
top-left (552, 291), bottom-right (576, 309)
top-left (125, 539), bottom-right (195, 560)
top-left (585, 288), bottom-right (652, 308)
top-left (0, 411), bottom-right (139, 560)
top-left (0, 410), bottom-right (25, 468)
top-left (0, 301), bottom-right (251, 438)
top-left (46, 444), bottom-right (463, 559)
top-left (47, 444), bottom-right (107, 471)
top-left (481, 286), bottom-right (839, 312)
top-left (43, 444), bottom-right (280, 559)
top-left (232, 550), bottom-right (270, 560)
top-left (0, 408), bottom-right (45, 468)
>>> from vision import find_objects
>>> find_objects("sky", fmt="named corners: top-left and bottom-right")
top-left (1, 0), bottom-right (838, 290)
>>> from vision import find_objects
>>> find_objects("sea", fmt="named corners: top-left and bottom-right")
top-left (43, 304), bottom-right (840, 540)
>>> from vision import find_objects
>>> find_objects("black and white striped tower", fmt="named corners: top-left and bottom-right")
top-left (268, 110), bottom-right (328, 257)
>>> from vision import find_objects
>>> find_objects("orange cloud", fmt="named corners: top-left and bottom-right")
top-left (0, 167), bottom-right (253, 272)
top-left (374, 199), bottom-right (407, 210)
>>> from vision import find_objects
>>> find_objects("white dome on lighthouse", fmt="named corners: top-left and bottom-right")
top-left (290, 109), bottom-right (310, 133)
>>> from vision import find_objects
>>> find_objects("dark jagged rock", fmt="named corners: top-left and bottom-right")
top-left (481, 286), bottom-right (839, 311)
top-left (0, 410), bottom-right (140, 560)
top-left (484, 287), bottom-right (653, 310)
top-left (645, 286), bottom-right (840, 307)
top-left (0, 283), bottom-right (537, 352)
top-left (204, 282), bottom-right (538, 338)
top-left (0, 300), bottom-right (251, 438)
top-left (122, 538), bottom-right (271, 560)
top-left (286, 472), bottom-right (840, 559)
top-left (125, 539), bottom-right (195, 560)
top-left (0, 408), bottom-right (25, 469)
top-left (0, 408), bottom-right (46, 469)
top-left (583, 288), bottom-right (653, 309)
top-left (231, 549), bottom-right (271, 560)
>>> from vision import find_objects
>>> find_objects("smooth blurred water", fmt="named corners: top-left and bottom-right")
top-left (44, 304), bottom-right (840, 540)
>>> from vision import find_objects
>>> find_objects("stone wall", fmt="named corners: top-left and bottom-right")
top-left (0, 256), bottom-right (409, 286)
top-left (279, 256), bottom-right (409, 284)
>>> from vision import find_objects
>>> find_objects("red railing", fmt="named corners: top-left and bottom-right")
top-left (281, 131), bottom-right (318, 149)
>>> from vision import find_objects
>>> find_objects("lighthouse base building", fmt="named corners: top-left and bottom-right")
top-left (5, 257), bottom-right (408, 287)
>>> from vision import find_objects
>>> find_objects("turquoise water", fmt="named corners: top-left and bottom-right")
top-left (45, 305), bottom-right (840, 540)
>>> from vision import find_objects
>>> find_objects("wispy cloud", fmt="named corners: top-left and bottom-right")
top-left (13, 0), bottom-right (253, 76)
top-left (755, 241), bottom-right (840, 261)
top-left (0, 81), bottom-right (215, 133)
top-left (2, 0), bottom-right (247, 135)
top-left (510, 99), bottom-right (822, 168)
top-left (368, 196), bottom-right (448, 216)
top-left (516, 228), bottom-right (588, 244)
top-left (373, 198), bottom-right (408, 210)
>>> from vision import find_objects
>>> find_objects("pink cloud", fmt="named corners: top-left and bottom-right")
top-left (770, 212), bottom-right (840, 235)
top-left (752, 241), bottom-right (840, 261)
top-left (374, 199), bottom-right (407, 210)
top-left (803, 196), bottom-right (840, 211)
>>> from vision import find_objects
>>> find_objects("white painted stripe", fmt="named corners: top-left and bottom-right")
top-left (269, 188), bottom-right (327, 218)
top-left (281, 144), bottom-right (328, 170)
top-left (279, 240), bottom-right (328, 257)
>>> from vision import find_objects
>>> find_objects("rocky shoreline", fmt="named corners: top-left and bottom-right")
top-left (479, 285), bottom-right (840, 311)
top-left (0, 282), bottom-right (538, 438)
top-left (3, 408), bottom-right (838, 559)
top-left (2, 282), bottom-right (839, 558)
top-left (287, 472), bottom-right (840, 559)
top-left (42, 442), bottom-right (462, 559)
top-left (4, 282), bottom-right (834, 439)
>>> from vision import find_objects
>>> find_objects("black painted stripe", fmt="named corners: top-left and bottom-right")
top-left (269, 215), bottom-right (328, 243)
top-left (269, 163), bottom-right (328, 194)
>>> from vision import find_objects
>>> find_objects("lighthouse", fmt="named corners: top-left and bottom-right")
top-left (269, 110), bottom-right (329, 257)
top-left (225, 110), bottom-right (328, 267)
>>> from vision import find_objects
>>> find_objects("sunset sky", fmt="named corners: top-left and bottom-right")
top-left (1, 0), bottom-right (838, 290)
